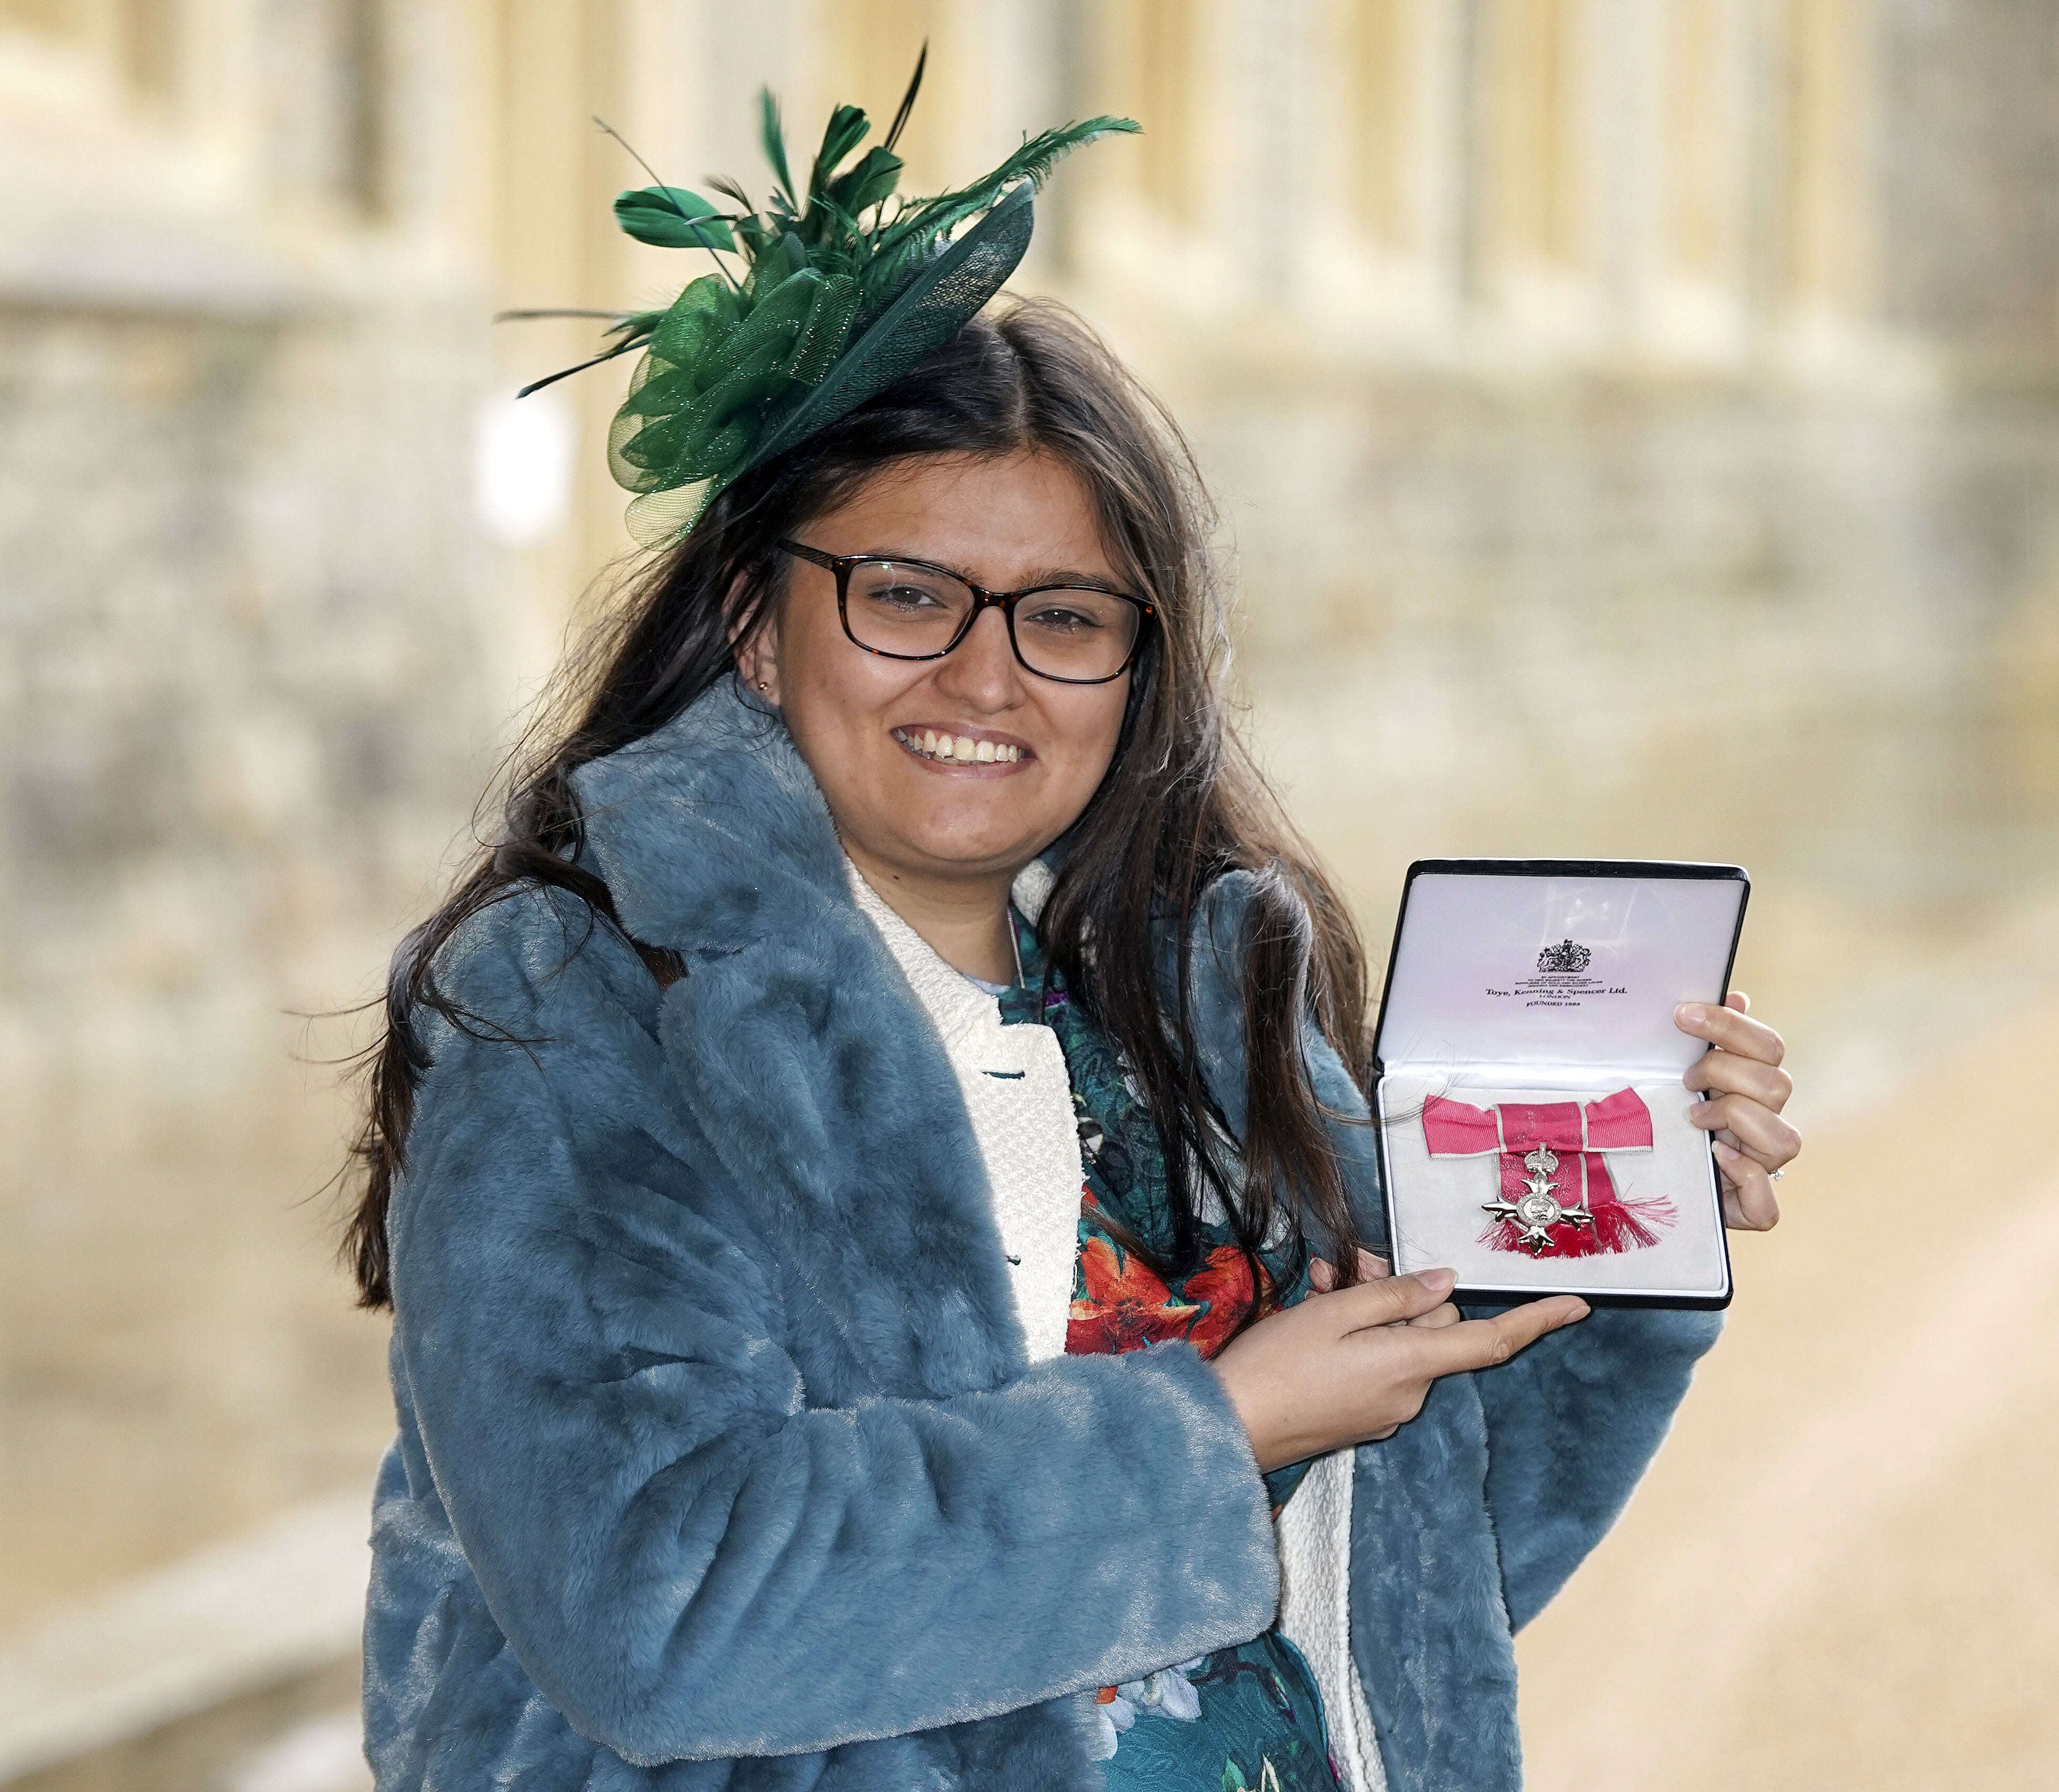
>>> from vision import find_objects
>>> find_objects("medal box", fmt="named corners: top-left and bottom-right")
top-left (1372, 859), bottom-right (1749, 1309)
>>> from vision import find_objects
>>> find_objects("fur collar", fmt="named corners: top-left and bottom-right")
top-left (574, 678), bottom-right (1034, 1399)
top-left (573, 677), bottom-right (852, 959)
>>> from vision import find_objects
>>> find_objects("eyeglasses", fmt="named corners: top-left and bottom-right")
top-left (777, 539), bottom-right (1155, 685)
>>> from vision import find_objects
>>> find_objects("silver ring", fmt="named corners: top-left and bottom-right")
top-left (1768, 1168), bottom-right (1785, 1182)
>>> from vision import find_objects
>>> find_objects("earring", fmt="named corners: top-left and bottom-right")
top-left (756, 679), bottom-right (768, 691)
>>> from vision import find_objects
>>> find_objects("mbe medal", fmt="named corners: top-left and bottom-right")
top-left (1481, 1144), bottom-right (1596, 1256)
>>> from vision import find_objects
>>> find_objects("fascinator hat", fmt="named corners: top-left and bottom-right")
top-left (516, 51), bottom-right (1138, 546)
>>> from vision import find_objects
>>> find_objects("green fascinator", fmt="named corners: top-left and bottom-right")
top-left (520, 53), bottom-right (1137, 545)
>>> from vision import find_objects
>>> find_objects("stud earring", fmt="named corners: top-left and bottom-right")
top-left (756, 679), bottom-right (768, 691)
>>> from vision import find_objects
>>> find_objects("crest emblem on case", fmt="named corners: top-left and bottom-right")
top-left (1536, 938), bottom-right (1592, 974)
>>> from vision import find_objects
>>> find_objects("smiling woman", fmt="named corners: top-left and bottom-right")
top-left (744, 453), bottom-right (1145, 984)
top-left (343, 69), bottom-right (1798, 1792)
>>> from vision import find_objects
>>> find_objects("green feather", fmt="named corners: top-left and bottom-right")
top-left (809, 103), bottom-right (872, 198)
top-left (826, 145), bottom-right (903, 219)
top-left (614, 186), bottom-right (737, 252)
top-left (884, 115), bottom-right (1139, 242)
top-left (860, 115), bottom-right (1139, 303)
top-left (758, 88), bottom-right (797, 211)
top-left (882, 44), bottom-right (927, 152)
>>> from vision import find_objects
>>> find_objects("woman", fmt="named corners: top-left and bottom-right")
top-left (349, 81), bottom-right (1797, 1792)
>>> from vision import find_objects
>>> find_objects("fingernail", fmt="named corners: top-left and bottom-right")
top-left (1567, 1300), bottom-right (1591, 1322)
top-left (1675, 1002), bottom-right (1706, 1027)
top-left (1421, 1268), bottom-right (1454, 1293)
top-left (1713, 1139), bottom-right (1740, 1160)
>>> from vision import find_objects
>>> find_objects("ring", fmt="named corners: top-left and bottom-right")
top-left (1768, 1169), bottom-right (1785, 1182)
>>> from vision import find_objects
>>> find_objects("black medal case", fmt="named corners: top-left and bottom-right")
top-left (1371, 859), bottom-right (1749, 1310)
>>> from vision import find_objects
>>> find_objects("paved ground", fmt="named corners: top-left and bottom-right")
top-left (1517, 959), bottom-right (2059, 1789)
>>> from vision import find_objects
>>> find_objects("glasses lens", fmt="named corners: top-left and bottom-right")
top-left (842, 560), bottom-right (975, 656)
top-left (1011, 589), bottom-right (1143, 681)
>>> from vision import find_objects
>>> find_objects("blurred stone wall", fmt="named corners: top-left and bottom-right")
top-left (0, 3), bottom-right (499, 1160)
top-left (1, 300), bottom-right (491, 1147)
top-left (0, 2), bottom-right (519, 1640)
top-left (1067, 0), bottom-right (2059, 918)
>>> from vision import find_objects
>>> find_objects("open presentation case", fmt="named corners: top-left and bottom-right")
top-left (1374, 860), bottom-right (1749, 1309)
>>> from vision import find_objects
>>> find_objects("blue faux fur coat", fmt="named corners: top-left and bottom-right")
top-left (363, 677), bottom-right (1720, 1790)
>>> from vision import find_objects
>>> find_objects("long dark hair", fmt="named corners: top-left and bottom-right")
top-left (344, 299), bottom-right (1374, 1310)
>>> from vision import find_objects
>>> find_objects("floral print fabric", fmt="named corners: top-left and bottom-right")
top-left (1067, 1200), bottom-right (1267, 1361)
top-left (996, 918), bottom-right (1339, 1791)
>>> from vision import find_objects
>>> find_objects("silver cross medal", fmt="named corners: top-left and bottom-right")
top-left (1483, 1144), bottom-right (1595, 1256)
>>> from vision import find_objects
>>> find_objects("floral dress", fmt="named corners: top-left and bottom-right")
top-left (994, 918), bottom-right (1340, 1792)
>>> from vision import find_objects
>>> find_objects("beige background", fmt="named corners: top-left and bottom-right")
top-left (3, 3), bottom-right (2055, 1788)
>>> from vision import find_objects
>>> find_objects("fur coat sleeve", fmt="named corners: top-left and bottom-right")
top-left (378, 887), bottom-right (1280, 1772)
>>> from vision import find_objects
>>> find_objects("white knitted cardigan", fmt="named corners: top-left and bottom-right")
top-left (846, 860), bottom-right (1384, 1790)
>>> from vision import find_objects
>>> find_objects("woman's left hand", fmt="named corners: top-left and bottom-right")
top-left (1676, 992), bottom-right (1798, 1231)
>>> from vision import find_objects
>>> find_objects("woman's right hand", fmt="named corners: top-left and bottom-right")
top-left (1210, 1268), bottom-right (1590, 1471)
